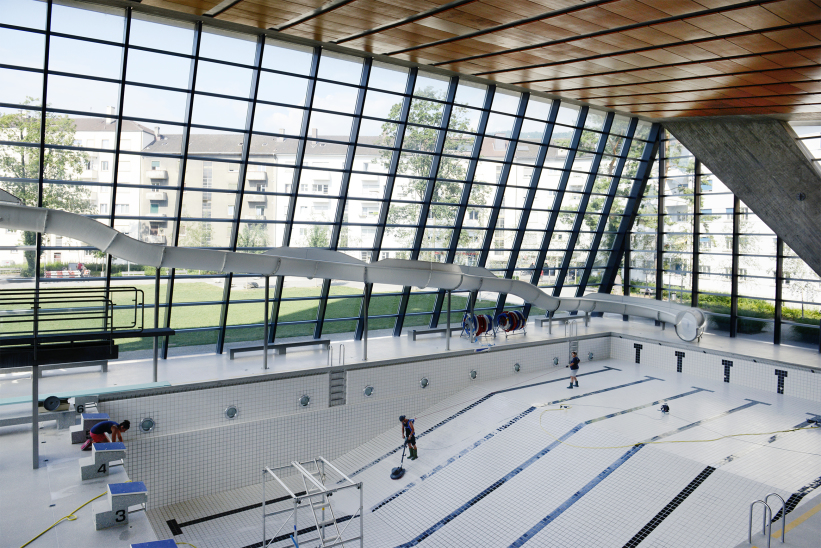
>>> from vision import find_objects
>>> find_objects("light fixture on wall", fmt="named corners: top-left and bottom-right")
top-left (513, 363), bottom-right (520, 372)
top-left (469, 370), bottom-right (477, 380)
top-left (299, 395), bottom-right (311, 407)
top-left (588, 352), bottom-right (594, 361)
top-left (139, 417), bottom-right (155, 433)
top-left (420, 377), bottom-right (429, 389)
top-left (363, 386), bottom-right (374, 397)
top-left (553, 357), bottom-right (559, 365)
top-left (224, 405), bottom-right (239, 419)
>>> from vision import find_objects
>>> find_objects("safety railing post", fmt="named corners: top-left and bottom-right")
top-left (749, 500), bottom-right (772, 548)
top-left (765, 493), bottom-right (787, 544)
top-left (446, 290), bottom-right (451, 351)
top-left (263, 276), bottom-right (269, 371)
top-left (153, 268), bottom-right (160, 383)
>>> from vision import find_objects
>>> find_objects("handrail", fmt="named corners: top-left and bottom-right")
top-left (749, 500), bottom-right (772, 548)
top-left (0, 203), bottom-right (708, 342)
top-left (339, 344), bottom-right (345, 366)
top-left (565, 320), bottom-right (578, 338)
top-left (328, 346), bottom-right (333, 367)
top-left (764, 493), bottom-right (787, 544)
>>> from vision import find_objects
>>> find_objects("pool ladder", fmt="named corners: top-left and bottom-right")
top-left (329, 344), bottom-right (346, 366)
top-left (748, 493), bottom-right (786, 548)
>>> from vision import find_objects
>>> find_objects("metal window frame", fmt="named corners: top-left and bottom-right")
top-left (386, 75), bottom-right (459, 337)
top-left (214, 34), bottom-right (267, 354)
top-left (162, 21), bottom-right (203, 357)
top-left (552, 111), bottom-right (615, 297)
top-left (429, 84), bottom-right (496, 327)
top-left (576, 117), bottom-right (638, 298)
top-left (598, 124), bottom-right (661, 295)
top-left (315, 57), bottom-right (372, 339)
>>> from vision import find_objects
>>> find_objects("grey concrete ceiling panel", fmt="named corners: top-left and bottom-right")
top-left (664, 118), bottom-right (821, 277)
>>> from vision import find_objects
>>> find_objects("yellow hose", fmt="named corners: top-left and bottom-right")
top-left (538, 409), bottom-right (819, 449)
top-left (20, 492), bottom-right (107, 548)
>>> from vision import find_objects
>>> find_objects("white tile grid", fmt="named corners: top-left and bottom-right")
top-left (120, 341), bottom-right (574, 508)
top-left (145, 377), bottom-right (536, 547)
top-left (409, 417), bottom-right (636, 547)
top-left (98, 372), bottom-right (330, 439)
top-left (524, 442), bottom-right (780, 548)
top-left (613, 336), bottom-right (821, 403)
top-left (345, 341), bottom-right (571, 405)
top-left (131, 390), bottom-right (451, 508)
top-left (147, 471), bottom-right (334, 548)
top-left (639, 466), bottom-right (790, 548)
top-left (139, 359), bottom-right (821, 548)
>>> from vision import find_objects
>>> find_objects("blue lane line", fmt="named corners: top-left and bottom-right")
top-left (510, 445), bottom-right (644, 548)
top-left (390, 388), bottom-right (708, 547)
top-left (394, 425), bottom-right (585, 548)
top-left (346, 366), bottom-right (620, 480)
top-left (506, 399), bottom-right (767, 547)
top-left (372, 408), bottom-right (537, 513)
top-left (371, 377), bottom-right (679, 513)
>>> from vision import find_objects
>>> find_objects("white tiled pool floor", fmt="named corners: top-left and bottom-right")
top-left (147, 358), bottom-right (821, 547)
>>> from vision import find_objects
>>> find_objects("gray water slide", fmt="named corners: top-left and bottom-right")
top-left (0, 202), bottom-right (706, 341)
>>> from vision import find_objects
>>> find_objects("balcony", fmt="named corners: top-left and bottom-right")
top-left (144, 235), bottom-right (167, 244)
top-left (246, 171), bottom-right (267, 181)
top-left (146, 191), bottom-right (167, 201)
top-left (146, 170), bottom-right (168, 180)
top-left (80, 169), bottom-right (98, 180)
top-left (247, 194), bottom-right (268, 204)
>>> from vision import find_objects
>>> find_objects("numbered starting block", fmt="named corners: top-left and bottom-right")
top-left (94, 481), bottom-right (147, 530)
top-left (131, 540), bottom-right (176, 548)
top-left (80, 442), bottom-right (125, 481)
top-left (70, 413), bottom-right (109, 444)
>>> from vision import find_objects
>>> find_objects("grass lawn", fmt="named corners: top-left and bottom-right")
top-left (0, 280), bottom-right (511, 351)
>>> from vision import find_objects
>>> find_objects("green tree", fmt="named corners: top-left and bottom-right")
top-left (378, 87), bottom-right (489, 255)
top-left (307, 224), bottom-right (329, 248)
top-left (179, 216), bottom-right (212, 248)
top-left (0, 98), bottom-right (91, 275)
top-left (237, 222), bottom-right (269, 249)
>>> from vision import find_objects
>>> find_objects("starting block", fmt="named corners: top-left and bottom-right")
top-left (131, 540), bottom-right (175, 548)
top-left (80, 442), bottom-right (125, 481)
top-left (70, 412), bottom-right (109, 444)
top-left (94, 481), bottom-right (147, 530)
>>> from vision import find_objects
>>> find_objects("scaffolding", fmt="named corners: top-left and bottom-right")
top-left (262, 457), bottom-right (363, 548)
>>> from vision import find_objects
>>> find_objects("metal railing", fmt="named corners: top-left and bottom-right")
top-left (0, 287), bottom-right (144, 339)
top-left (748, 493), bottom-right (787, 548)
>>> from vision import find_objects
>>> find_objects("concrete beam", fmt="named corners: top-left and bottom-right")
top-left (664, 118), bottom-right (821, 277)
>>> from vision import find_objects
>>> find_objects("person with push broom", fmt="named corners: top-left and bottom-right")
top-left (400, 415), bottom-right (418, 460)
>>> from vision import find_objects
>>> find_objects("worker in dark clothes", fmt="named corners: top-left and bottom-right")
top-left (567, 351), bottom-right (580, 389)
top-left (89, 420), bottom-right (130, 444)
top-left (400, 415), bottom-right (418, 460)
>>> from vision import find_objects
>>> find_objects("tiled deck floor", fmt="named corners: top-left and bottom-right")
top-left (148, 358), bottom-right (821, 548)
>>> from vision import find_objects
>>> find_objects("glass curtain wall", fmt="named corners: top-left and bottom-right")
top-left (1, 0), bottom-right (816, 353)
top-left (624, 129), bottom-right (820, 350)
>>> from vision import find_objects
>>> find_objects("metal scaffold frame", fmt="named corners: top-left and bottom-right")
top-left (262, 457), bottom-right (363, 548)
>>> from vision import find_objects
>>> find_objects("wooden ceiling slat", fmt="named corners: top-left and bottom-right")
top-left (141, 0), bottom-right (219, 15)
top-left (726, 33), bottom-right (787, 52)
top-left (662, 43), bottom-right (721, 61)
top-left (572, 7), bottom-right (640, 28)
top-left (763, 50), bottom-right (821, 66)
top-left (601, 0), bottom-right (672, 22)
top-left (135, 0), bottom-right (821, 117)
top-left (763, 0), bottom-right (821, 24)
top-left (620, 26), bottom-right (688, 46)
top-left (722, 5), bottom-right (790, 29)
top-left (648, 20), bottom-right (716, 41)
top-left (762, 28), bottom-right (821, 48)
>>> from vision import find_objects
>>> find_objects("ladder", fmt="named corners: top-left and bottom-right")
top-left (294, 459), bottom-right (348, 547)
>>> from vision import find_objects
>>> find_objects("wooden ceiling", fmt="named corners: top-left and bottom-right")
top-left (141, 0), bottom-right (821, 118)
